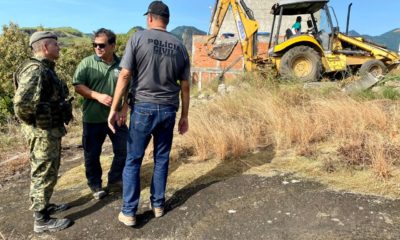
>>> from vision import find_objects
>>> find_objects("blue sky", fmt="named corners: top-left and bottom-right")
top-left (0, 0), bottom-right (398, 36)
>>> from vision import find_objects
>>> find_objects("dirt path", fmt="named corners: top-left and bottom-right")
top-left (1, 147), bottom-right (400, 240)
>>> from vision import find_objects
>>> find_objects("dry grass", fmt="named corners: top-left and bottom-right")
top-left (0, 108), bottom-right (83, 181)
top-left (389, 67), bottom-right (400, 76)
top-left (0, 118), bottom-right (25, 157)
top-left (0, 118), bottom-right (29, 181)
top-left (186, 89), bottom-right (272, 161)
top-left (185, 72), bottom-right (400, 183)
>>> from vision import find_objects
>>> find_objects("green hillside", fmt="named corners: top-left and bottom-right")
top-left (170, 26), bottom-right (206, 40)
top-left (20, 25), bottom-right (207, 50)
top-left (21, 26), bottom-right (84, 37)
top-left (127, 26), bottom-right (145, 35)
top-left (350, 28), bottom-right (400, 52)
top-left (21, 26), bottom-right (91, 46)
top-left (170, 26), bottom-right (206, 52)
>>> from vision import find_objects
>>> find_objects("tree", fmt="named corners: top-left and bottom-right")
top-left (115, 27), bottom-right (143, 57)
top-left (116, 33), bottom-right (129, 57)
top-left (0, 23), bottom-right (30, 123)
top-left (56, 42), bottom-right (92, 108)
top-left (57, 43), bottom-right (92, 86)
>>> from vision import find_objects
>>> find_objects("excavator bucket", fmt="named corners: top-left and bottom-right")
top-left (207, 40), bottom-right (238, 61)
top-left (342, 73), bottom-right (383, 93)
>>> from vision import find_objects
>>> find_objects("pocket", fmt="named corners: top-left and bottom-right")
top-left (162, 111), bottom-right (176, 130)
top-left (133, 110), bottom-right (153, 133)
top-left (36, 103), bottom-right (52, 129)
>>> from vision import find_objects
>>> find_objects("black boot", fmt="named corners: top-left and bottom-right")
top-left (33, 209), bottom-right (72, 233)
top-left (46, 203), bottom-right (69, 215)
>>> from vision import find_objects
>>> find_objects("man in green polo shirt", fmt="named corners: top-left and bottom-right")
top-left (73, 28), bottom-right (128, 200)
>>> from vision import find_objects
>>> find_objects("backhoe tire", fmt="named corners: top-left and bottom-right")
top-left (280, 46), bottom-right (322, 82)
top-left (359, 59), bottom-right (388, 77)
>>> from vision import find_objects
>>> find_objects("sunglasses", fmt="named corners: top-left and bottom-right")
top-left (92, 43), bottom-right (107, 49)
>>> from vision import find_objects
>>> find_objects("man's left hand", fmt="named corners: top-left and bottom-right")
top-left (178, 117), bottom-right (189, 135)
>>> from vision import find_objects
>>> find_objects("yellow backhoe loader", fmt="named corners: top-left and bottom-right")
top-left (206, 0), bottom-right (400, 81)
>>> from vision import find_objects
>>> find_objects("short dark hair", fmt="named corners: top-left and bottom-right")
top-left (296, 16), bottom-right (302, 22)
top-left (31, 38), bottom-right (49, 54)
top-left (93, 28), bottom-right (116, 44)
top-left (149, 13), bottom-right (169, 25)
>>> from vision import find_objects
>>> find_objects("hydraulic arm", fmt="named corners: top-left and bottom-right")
top-left (337, 33), bottom-right (399, 63)
top-left (206, 0), bottom-right (259, 71)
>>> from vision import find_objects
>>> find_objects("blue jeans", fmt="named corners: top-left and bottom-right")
top-left (82, 122), bottom-right (128, 190)
top-left (122, 103), bottom-right (176, 216)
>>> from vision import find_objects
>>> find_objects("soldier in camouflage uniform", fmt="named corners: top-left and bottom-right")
top-left (13, 31), bottom-right (73, 233)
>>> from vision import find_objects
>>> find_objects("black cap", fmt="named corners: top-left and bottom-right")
top-left (144, 1), bottom-right (170, 18)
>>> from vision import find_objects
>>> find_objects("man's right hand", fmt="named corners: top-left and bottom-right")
top-left (74, 85), bottom-right (113, 107)
top-left (97, 93), bottom-right (113, 107)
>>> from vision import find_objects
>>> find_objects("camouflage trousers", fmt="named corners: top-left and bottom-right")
top-left (28, 135), bottom-right (61, 212)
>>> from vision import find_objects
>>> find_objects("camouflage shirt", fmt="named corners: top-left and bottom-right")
top-left (14, 57), bottom-right (68, 137)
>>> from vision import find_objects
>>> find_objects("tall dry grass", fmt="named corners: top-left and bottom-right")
top-left (0, 108), bottom-right (83, 161)
top-left (0, 117), bottom-right (26, 159)
top-left (184, 73), bottom-right (400, 179)
top-left (0, 117), bottom-right (29, 180)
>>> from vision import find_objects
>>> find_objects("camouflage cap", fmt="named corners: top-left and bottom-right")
top-left (29, 31), bottom-right (58, 47)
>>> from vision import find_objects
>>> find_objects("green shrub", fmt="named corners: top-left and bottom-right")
top-left (382, 87), bottom-right (400, 100)
top-left (0, 23), bottom-right (30, 123)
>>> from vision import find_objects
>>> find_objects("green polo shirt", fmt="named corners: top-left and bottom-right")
top-left (73, 54), bottom-right (121, 123)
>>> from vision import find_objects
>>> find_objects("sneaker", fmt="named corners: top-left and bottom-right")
top-left (118, 212), bottom-right (136, 226)
top-left (46, 203), bottom-right (69, 215)
top-left (92, 188), bottom-right (107, 200)
top-left (34, 217), bottom-right (72, 233)
top-left (150, 203), bottom-right (164, 218)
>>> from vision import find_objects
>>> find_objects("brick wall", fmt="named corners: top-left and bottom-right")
top-left (191, 35), bottom-right (269, 89)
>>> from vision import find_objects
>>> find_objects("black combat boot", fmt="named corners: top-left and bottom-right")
top-left (33, 209), bottom-right (72, 233)
top-left (46, 203), bottom-right (69, 215)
